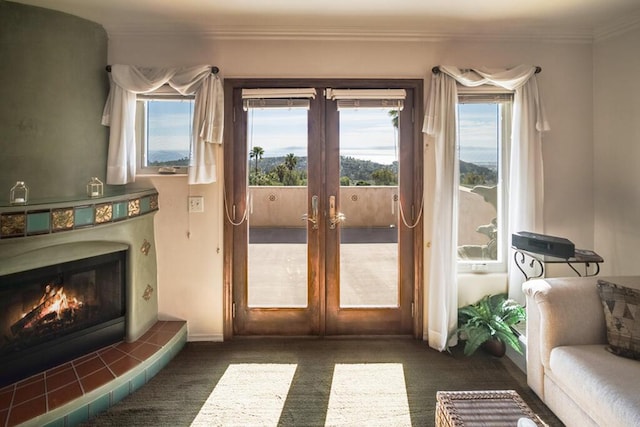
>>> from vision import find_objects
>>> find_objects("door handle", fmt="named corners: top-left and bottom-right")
top-left (328, 195), bottom-right (345, 229)
top-left (302, 195), bottom-right (319, 229)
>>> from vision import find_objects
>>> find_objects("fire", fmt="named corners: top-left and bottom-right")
top-left (19, 283), bottom-right (84, 331)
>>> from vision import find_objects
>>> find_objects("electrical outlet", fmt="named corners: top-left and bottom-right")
top-left (188, 196), bottom-right (204, 213)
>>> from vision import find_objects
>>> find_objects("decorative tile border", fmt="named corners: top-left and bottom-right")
top-left (0, 191), bottom-right (159, 239)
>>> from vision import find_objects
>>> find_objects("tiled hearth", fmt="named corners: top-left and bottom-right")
top-left (0, 321), bottom-right (186, 427)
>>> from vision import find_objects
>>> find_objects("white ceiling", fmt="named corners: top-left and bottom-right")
top-left (12, 0), bottom-right (640, 41)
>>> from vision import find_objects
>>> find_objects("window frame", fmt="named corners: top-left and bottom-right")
top-left (135, 91), bottom-right (195, 176)
top-left (456, 87), bottom-right (513, 274)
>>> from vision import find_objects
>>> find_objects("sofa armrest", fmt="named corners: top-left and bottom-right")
top-left (523, 276), bottom-right (609, 398)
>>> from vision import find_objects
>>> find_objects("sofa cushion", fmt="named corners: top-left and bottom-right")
top-left (596, 279), bottom-right (640, 359)
top-left (549, 345), bottom-right (640, 427)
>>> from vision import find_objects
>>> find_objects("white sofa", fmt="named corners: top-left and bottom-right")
top-left (523, 276), bottom-right (640, 427)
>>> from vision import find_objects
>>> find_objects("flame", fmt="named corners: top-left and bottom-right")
top-left (21, 283), bottom-right (84, 329)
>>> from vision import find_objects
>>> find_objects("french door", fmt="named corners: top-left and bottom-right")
top-left (223, 79), bottom-right (423, 337)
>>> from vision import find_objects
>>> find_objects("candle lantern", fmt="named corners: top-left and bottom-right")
top-left (10, 181), bottom-right (28, 205)
top-left (87, 177), bottom-right (104, 198)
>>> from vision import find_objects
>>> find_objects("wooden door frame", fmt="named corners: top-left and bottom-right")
top-left (222, 78), bottom-right (423, 340)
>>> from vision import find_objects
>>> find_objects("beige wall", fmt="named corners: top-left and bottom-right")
top-left (109, 35), bottom-right (595, 340)
top-left (593, 27), bottom-right (640, 276)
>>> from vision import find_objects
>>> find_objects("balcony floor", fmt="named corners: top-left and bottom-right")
top-left (249, 242), bottom-right (399, 308)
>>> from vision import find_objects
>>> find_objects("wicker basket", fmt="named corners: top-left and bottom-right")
top-left (435, 390), bottom-right (547, 426)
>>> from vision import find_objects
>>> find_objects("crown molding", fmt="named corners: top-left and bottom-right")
top-left (594, 11), bottom-right (640, 42)
top-left (105, 24), bottom-right (595, 44)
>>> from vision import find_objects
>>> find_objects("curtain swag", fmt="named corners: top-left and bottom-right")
top-left (423, 65), bottom-right (550, 352)
top-left (101, 65), bottom-right (224, 185)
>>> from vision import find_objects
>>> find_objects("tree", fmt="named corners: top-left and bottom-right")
top-left (284, 153), bottom-right (298, 171)
top-left (388, 109), bottom-right (399, 129)
top-left (249, 146), bottom-right (264, 175)
top-left (372, 168), bottom-right (397, 185)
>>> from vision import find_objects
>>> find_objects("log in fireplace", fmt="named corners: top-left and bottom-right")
top-left (0, 250), bottom-right (126, 386)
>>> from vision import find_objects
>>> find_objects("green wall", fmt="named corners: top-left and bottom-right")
top-left (0, 1), bottom-right (109, 202)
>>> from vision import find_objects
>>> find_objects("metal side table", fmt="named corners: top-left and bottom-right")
top-left (513, 248), bottom-right (603, 281)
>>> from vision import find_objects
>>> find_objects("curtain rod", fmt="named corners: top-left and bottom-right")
top-left (431, 66), bottom-right (541, 74)
top-left (105, 65), bottom-right (220, 74)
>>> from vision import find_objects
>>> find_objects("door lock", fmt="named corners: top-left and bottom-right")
top-left (302, 195), bottom-right (319, 229)
top-left (328, 195), bottom-right (345, 229)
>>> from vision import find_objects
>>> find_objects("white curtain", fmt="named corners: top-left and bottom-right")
top-left (101, 65), bottom-right (224, 185)
top-left (423, 73), bottom-right (459, 351)
top-left (423, 65), bottom-right (549, 351)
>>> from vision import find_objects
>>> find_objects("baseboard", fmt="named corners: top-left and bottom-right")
top-left (188, 334), bottom-right (224, 342)
top-left (506, 334), bottom-right (527, 374)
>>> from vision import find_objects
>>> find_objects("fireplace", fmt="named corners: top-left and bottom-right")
top-left (0, 250), bottom-right (127, 386)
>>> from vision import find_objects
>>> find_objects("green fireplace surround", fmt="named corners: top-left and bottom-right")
top-left (0, 188), bottom-right (160, 343)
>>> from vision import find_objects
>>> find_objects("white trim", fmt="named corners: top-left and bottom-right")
top-left (327, 88), bottom-right (406, 100)
top-left (105, 25), bottom-right (595, 44)
top-left (242, 88), bottom-right (317, 99)
top-left (188, 333), bottom-right (224, 342)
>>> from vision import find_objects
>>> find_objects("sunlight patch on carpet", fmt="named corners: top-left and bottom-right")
top-left (190, 363), bottom-right (297, 426)
top-left (325, 363), bottom-right (411, 426)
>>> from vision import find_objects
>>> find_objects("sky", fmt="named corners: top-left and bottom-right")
top-left (248, 108), bottom-right (399, 165)
top-left (458, 103), bottom-right (500, 165)
top-left (144, 100), bottom-right (500, 166)
top-left (147, 99), bottom-right (193, 153)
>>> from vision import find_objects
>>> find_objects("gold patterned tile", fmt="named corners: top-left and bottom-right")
top-left (1, 213), bottom-right (26, 237)
top-left (128, 199), bottom-right (140, 217)
top-left (149, 194), bottom-right (159, 211)
top-left (52, 208), bottom-right (74, 231)
top-left (143, 284), bottom-right (154, 301)
top-left (140, 239), bottom-right (151, 256)
top-left (95, 203), bottom-right (113, 224)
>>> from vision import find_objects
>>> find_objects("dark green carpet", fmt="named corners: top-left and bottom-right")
top-left (82, 338), bottom-right (563, 426)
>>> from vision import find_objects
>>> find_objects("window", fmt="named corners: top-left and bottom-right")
top-left (135, 90), bottom-right (195, 175)
top-left (456, 90), bottom-right (512, 273)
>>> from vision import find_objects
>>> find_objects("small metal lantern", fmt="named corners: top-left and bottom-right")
top-left (10, 181), bottom-right (28, 205)
top-left (87, 177), bottom-right (104, 198)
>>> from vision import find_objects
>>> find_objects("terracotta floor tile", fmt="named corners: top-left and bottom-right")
top-left (99, 347), bottom-right (128, 365)
top-left (144, 330), bottom-right (175, 346)
top-left (47, 362), bottom-right (73, 377)
top-left (74, 356), bottom-right (107, 379)
top-left (115, 341), bottom-right (143, 354)
top-left (148, 321), bottom-right (164, 331)
top-left (46, 367), bottom-right (77, 392)
top-left (80, 368), bottom-right (114, 393)
top-left (13, 378), bottom-right (45, 406)
top-left (16, 373), bottom-right (44, 388)
top-left (73, 352), bottom-right (99, 365)
top-left (129, 342), bottom-right (161, 361)
top-left (159, 321), bottom-right (185, 333)
top-left (1, 321), bottom-right (181, 426)
top-left (47, 381), bottom-right (83, 411)
top-left (138, 329), bottom-right (157, 341)
top-left (109, 355), bottom-right (141, 377)
top-left (0, 388), bottom-right (14, 411)
top-left (7, 395), bottom-right (46, 426)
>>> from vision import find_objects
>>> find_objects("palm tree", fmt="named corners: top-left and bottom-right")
top-left (388, 109), bottom-right (399, 129)
top-left (284, 153), bottom-right (298, 171)
top-left (249, 146), bottom-right (264, 175)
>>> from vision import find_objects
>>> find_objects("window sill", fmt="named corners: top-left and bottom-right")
top-left (136, 173), bottom-right (188, 178)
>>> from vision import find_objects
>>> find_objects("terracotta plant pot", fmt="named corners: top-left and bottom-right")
top-left (482, 338), bottom-right (507, 357)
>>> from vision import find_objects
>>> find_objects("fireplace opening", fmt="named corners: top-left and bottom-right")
top-left (0, 250), bottom-right (126, 386)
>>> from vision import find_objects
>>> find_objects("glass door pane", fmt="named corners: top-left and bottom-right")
top-left (247, 108), bottom-right (309, 308)
top-left (338, 108), bottom-right (399, 308)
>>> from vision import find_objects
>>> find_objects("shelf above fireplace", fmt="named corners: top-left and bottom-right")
top-left (0, 188), bottom-right (158, 239)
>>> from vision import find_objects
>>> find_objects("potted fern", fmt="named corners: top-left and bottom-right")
top-left (454, 293), bottom-right (525, 357)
